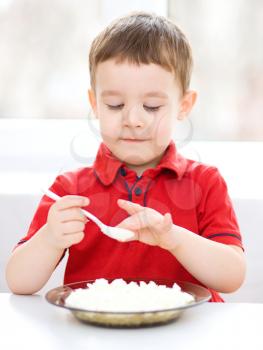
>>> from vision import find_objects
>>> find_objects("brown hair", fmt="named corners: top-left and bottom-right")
top-left (89, 11), bottom-right (193, 94)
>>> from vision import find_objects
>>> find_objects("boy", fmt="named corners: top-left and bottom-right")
top-left (6, 12), bottom-right (245, 301)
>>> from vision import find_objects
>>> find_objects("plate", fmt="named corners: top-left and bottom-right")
top-left (45, 277), bottom-right (211, 328)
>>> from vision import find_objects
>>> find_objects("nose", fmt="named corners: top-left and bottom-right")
top-left (122, 105), bottom-right (145, 128)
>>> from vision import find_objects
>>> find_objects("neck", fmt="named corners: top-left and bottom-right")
top-left (124, 152), bottom-right (164, 177)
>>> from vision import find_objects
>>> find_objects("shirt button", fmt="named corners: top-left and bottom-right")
top-left (120, 168), bottom-right (127, 176)
top-left (134, 187), bottom-right (142, 196)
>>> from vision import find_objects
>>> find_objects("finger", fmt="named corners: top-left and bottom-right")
top-left (164, 213), bottom-right (173, 229)
top-left (62, 221), bottom-right (86, 234)
top-left (59, 208), bottom-right (88, 223)
top-left (54, 195), bottom-right (90, 210)
top-left (118, 211), bottom-right (172, 233)
top-left (154, 213), bottom-right (173, 233)
top-left (117, 199), bottom-right (145, 216)
top-left (164, 213), bottom-right (173, 225)
top-left (63, 232), bottom-right (85, 246)
top-left (117, 211), bottom-right (149, 231)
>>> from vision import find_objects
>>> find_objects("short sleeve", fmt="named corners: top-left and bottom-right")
top-left (198, 167), bottom-right (243, 250)
top-left (14, 172), bottom-right (75, 250)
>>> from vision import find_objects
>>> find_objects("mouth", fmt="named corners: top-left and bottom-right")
top-left (120, 139), bottom-right (149, 143)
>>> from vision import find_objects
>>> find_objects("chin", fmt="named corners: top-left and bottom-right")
top-left (109, 143), bottom-right (164, 165)
top-left (118, 153), bottom-right (150, 165)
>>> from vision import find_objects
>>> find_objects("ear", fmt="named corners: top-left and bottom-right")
top-left (88, 89), bottom-right (98, 118)
top-left (177, 90), bottom-right (197, 120)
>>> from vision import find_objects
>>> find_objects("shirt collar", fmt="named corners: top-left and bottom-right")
top-left (93, 140), bottom-right (187, 186)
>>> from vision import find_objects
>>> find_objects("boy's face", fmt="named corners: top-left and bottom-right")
top-left (88, 59), bottom-right (196, 171)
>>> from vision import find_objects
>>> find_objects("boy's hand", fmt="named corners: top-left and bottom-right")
top-left (116, 199), bottom-right (175, 250)
top-left (46, 195), bottom-right (90, 249)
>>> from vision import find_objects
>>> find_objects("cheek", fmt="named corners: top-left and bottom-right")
top-left (152, 112), bottom-right (174, 147)
top-left (98, 113), bottom-right (121, 143)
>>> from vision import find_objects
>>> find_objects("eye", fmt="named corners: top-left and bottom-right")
top-left (106, 104), bottom-right (162, 112)
top-left (106, 104), bottom-right (124, 110)
top-left (143, 105), bottom-right (162, 112)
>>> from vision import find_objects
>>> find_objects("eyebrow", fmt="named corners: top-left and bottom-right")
top-left (101, 90), bottom-right (168, 99)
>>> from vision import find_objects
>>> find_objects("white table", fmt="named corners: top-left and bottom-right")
top-left (0, 293), bottom-right (262, 350)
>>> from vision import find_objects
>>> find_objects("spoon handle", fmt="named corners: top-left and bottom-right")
top-left (80, 208), bottom-right (104, 229)
top-left (41, 189), bottom-right (105, 230)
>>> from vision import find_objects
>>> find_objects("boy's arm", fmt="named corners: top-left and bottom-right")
top-left (165, 225), bottom-right (246, 293)
top-left (6, 195), bottom-right (89, 295)
top-left (117, 199), bottom-right (246, 294)
top-left (5, 224), bottom-right (65, 295)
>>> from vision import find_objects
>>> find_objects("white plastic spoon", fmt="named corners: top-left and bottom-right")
top-left (41, 188), bottom-right (135, 242)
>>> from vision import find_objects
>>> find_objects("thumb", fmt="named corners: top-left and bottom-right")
top-left (159, 213), bottom-right (173, 232)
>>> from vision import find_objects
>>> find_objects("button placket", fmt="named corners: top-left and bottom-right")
top-left (134, 187), bottom-right (142, 196)
top-left (120, 168), bottom-right (127, 177)
top-left (119, 168), bottom-right (151, 205)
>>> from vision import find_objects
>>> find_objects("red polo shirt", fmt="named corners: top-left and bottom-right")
top-left (16, 141), bottom-right (243, 302)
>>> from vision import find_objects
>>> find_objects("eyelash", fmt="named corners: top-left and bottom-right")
top-left (106, 104), bottom-right (161, 112)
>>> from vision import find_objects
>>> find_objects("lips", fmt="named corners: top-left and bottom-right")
top-left (121, 138), bottom-right (148, 142)
top-left (121, 138), bottom-right (149, 142)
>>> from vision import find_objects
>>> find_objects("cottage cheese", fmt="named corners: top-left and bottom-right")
top-left (65, 278), bottom-right (195, 312)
